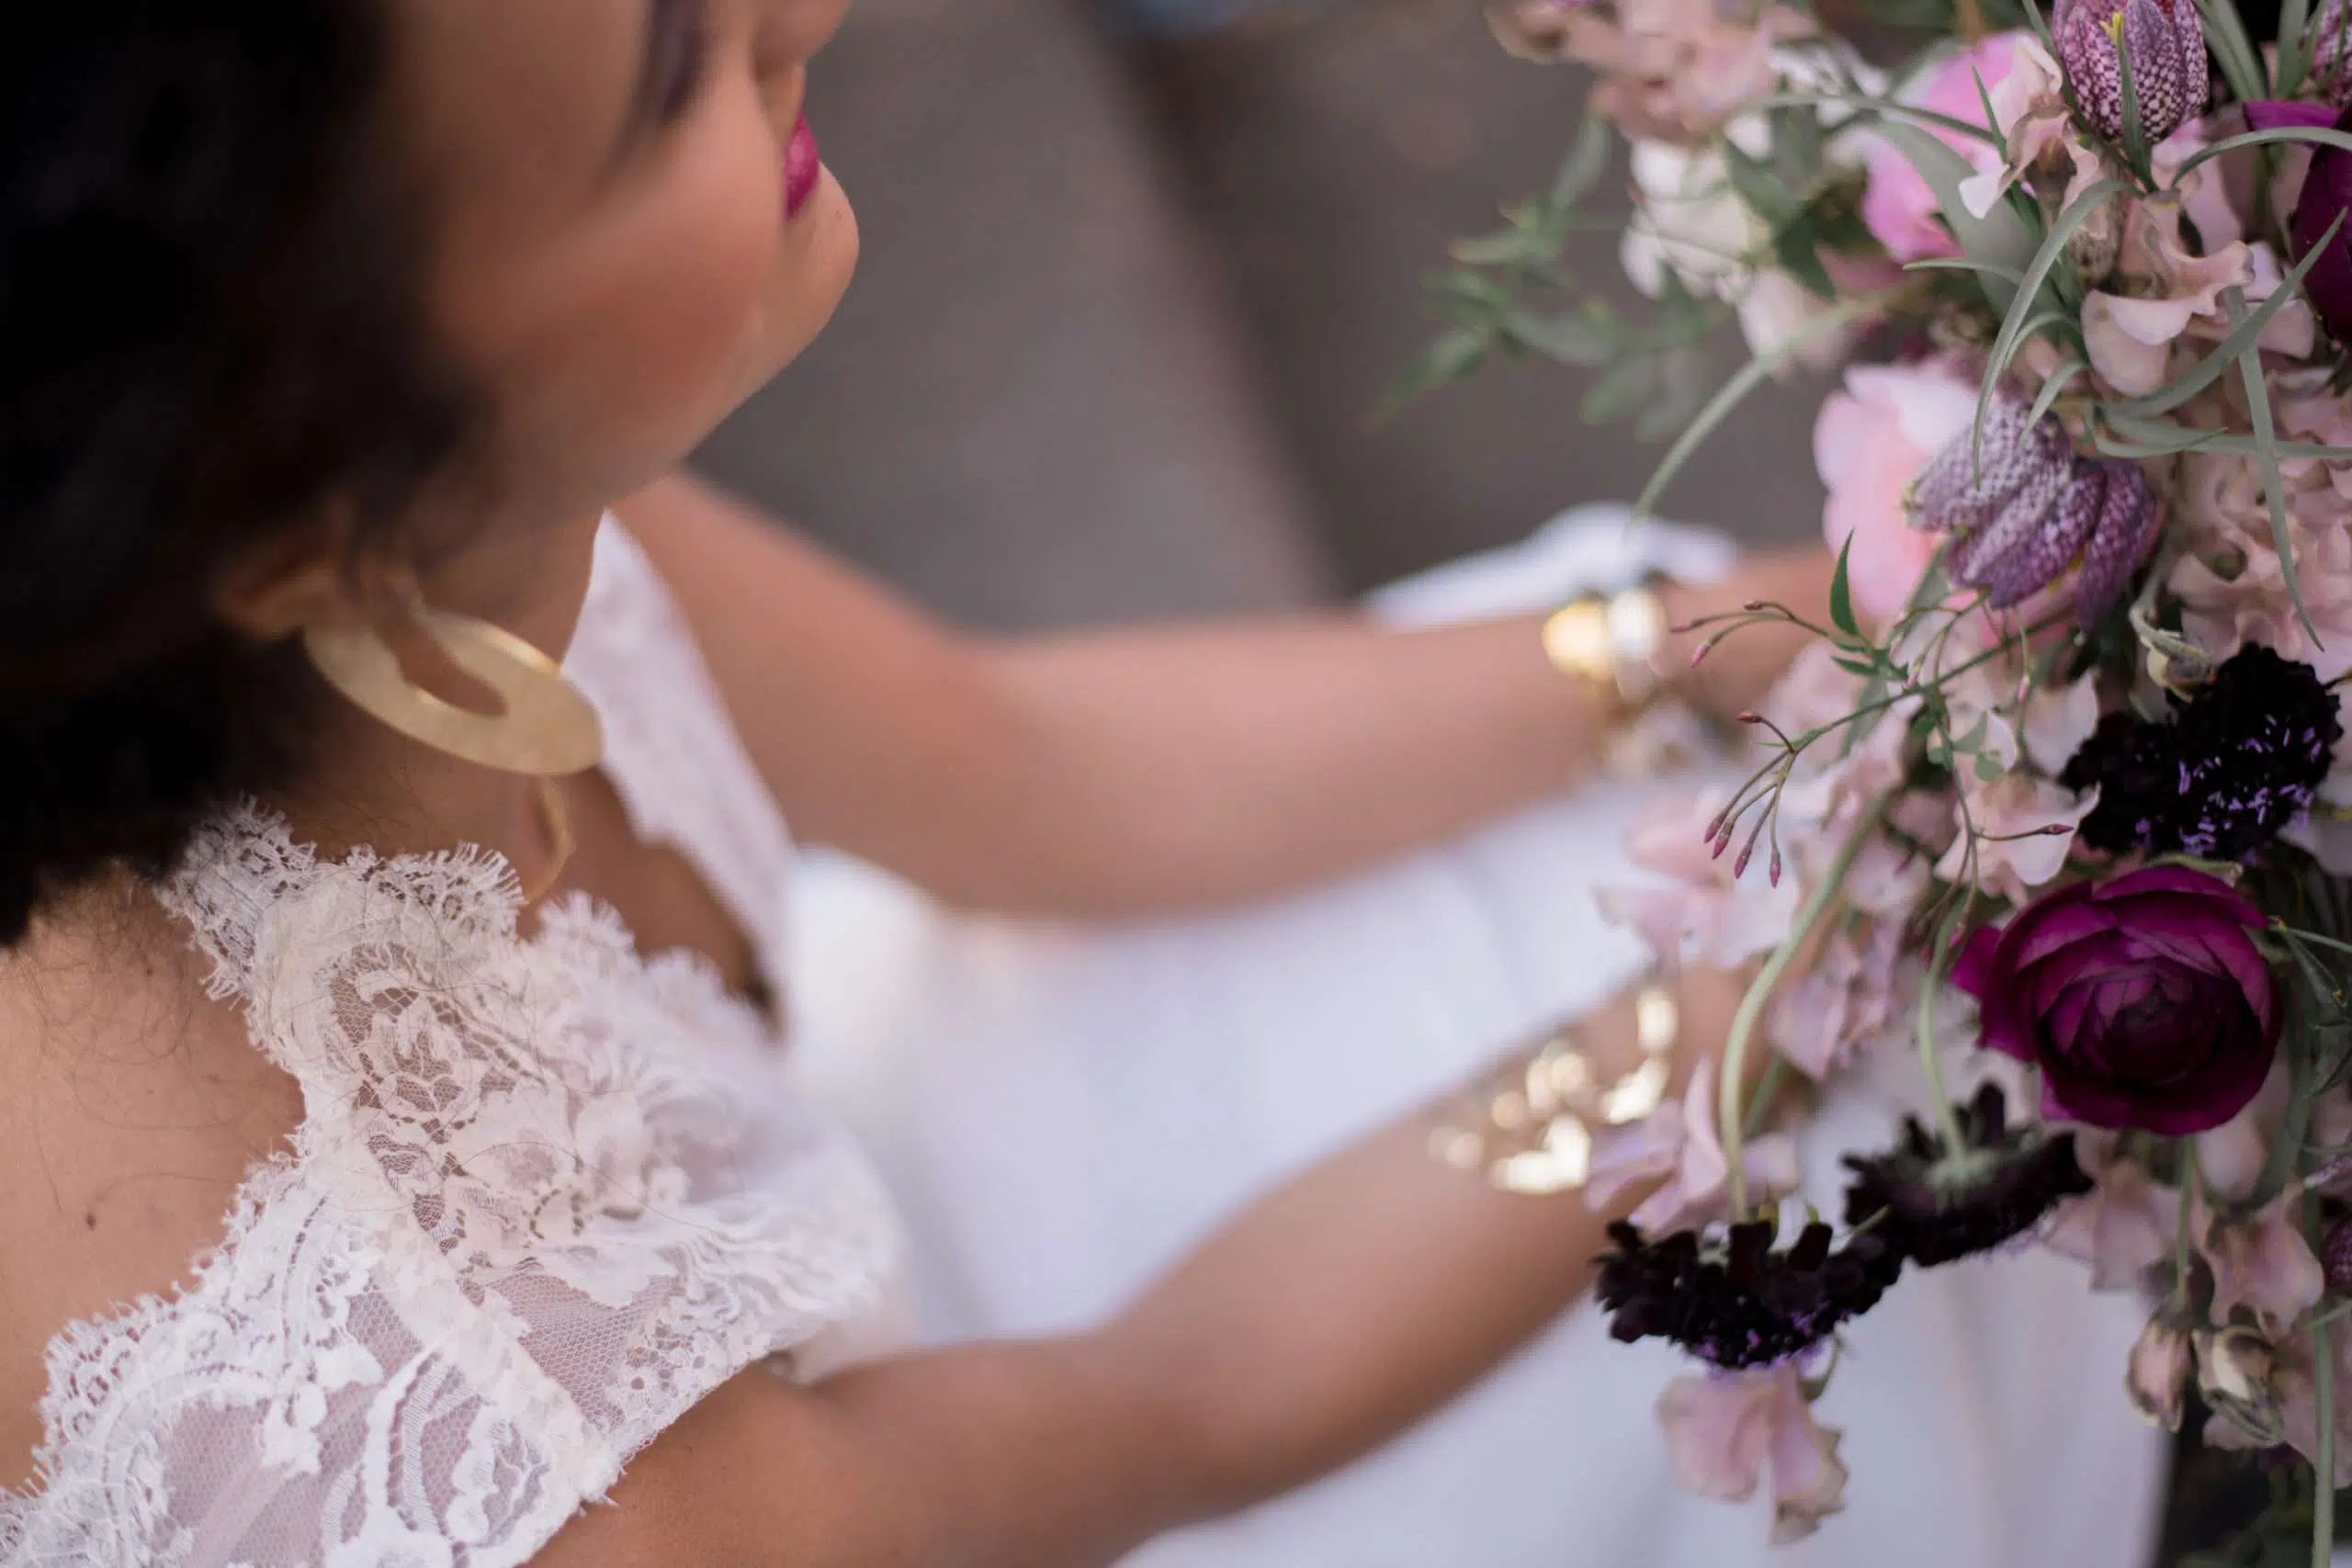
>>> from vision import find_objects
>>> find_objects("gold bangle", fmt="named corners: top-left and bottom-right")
top-left (1541, 584), bottom-right (1670, 714)
top-left (1430, 979), bottom-right (1681, 1195)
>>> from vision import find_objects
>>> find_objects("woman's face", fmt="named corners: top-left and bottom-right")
top-left (393, 0), bottom-right (856, 533)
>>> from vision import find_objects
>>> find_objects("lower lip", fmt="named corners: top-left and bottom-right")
top-left (784, 113), bottom-right (821, 221)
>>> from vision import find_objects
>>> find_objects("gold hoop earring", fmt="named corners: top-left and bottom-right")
top-left (522, 776), bottom-right (578, 907)
top-left (302, 601), bottom-right (605, 777)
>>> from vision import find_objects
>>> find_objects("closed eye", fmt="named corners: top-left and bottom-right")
top-left (647, 0), bottom-right (717, 123)
top-left (618, 0), bottom-right (717, 160)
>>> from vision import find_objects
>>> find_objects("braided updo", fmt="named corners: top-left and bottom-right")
top-left (0, 6), bottom-right (480, 942)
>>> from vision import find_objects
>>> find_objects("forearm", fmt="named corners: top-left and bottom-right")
top-left (806, 1111), bottom-right (1605, 1568)
top-left (956, 615), bottom-right (1600, 916)
top-left (808, 984), bottom-right (1712, 1567)
top-left (620, 473), bottom-right (1822, 919)
top-left (1091, 964), bottom-right (1741, 1516)
top-left (620, 474), bottom-right (1602, 915)
top-left (545, 970), bottom-right (1738, 1568)
top-left (951, 555), bottom-right (1823, 913)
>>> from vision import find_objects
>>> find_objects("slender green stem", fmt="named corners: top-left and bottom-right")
top-left (1719, 805), bottom-right (1889, 1215)
top-left (1918, 894), bottom-right (1974, 1155)
top-left (1743, 1055), bottom-right (1792, 1143)
top-left (2281, 921), bottom-right (2352, 962)
top-left (1752, 605), bottom-right (2068, 789)
top-left (1744, 91), bottom-right (2008, 147)
top-left (2175, 1156), bottom-right (2196, 1306)
top-left (2254, 995), bottom-right (2318, 1211)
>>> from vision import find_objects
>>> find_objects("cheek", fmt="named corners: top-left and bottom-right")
top-left (570, 128), bottom-right (788, 444)
top-left (445, 105), bottom-right (807, 507)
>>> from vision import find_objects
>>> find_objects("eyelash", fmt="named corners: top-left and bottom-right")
top-left (653, 0), bottom-right (718, 124)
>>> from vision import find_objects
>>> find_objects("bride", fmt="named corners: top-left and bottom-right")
top-left (0, 1), bottom-right (2162, 1565)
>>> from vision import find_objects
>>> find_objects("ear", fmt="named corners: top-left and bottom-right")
top-left (211, 525), bottom-right (414, 641)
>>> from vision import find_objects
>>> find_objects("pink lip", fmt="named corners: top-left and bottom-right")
top-left (784, 113), bottom-right (821, 221)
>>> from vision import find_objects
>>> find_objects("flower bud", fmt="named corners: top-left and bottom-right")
top-left (1913, 398), bottom-right (2163, 626)
top-left (2057, 0), bottom-right (2211, 144)
top-left (2125, 1305), bottom-right (2194, 1431)
top-left (2315, 0), bottom-right (2352, 107)
top-left (2068, 198), bottom-right (2124, 285)
top-left (2194, 1325), bottom-right (2286, 1447)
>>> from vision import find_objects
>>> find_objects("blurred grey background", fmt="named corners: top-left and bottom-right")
top-left (695, 0), bottom-right (1826, 631)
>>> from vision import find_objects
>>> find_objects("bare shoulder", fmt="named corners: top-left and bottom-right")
top-left (0, 880), bottom-right (301, 1494)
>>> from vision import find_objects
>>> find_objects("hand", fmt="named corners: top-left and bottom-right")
top-left (1658, 546), bottom-right (1834, 724)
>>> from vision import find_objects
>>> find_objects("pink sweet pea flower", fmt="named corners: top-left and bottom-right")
top-left (2045, 1136), bottom-right (2177, 1290)
top-left (1588, 1056), bottom-right (1803, 1232)
top-left (1814, 360), bottom-right (1977, 623)
top-left (1657, 1362), bottom-right (1849, 1544)
top-left (1933, 769), bottom-right (2097, 906)
top-left (2199, 1190), bottom-right (2326, 1337)
top-left (1597, 788), bottom-right (1802, 971)
top-left (1861, 34), bottom-right (2060, 260)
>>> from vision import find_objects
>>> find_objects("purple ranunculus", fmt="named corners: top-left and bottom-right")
top-left (1953, 866), bottom-right (2281, 1135)
top-left (2248, 99), bottom-right (2352, 343)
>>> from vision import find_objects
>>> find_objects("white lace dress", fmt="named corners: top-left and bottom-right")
top-left (0, 524), bottom-right (909, 1568)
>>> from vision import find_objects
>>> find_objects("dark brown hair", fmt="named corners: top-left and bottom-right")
top-left (0, 5), bottom-right (479, 939)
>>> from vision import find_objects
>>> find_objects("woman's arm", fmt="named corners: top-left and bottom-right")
top-left (616, 474), bottom-right (1824, 919)
top-left (533, 967), bottom-right (1746, 1568)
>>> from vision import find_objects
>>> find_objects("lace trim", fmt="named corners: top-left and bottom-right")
top-left (0, 803), bottom-right (901, 1566)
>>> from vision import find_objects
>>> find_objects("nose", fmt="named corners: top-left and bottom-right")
top-left (749, 0), bottom-right (851, 83)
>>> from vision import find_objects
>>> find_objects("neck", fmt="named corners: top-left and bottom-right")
top-left (276, 728), bottom-right (555, 884)
top-left (269, 504), bottom-right (605, 880)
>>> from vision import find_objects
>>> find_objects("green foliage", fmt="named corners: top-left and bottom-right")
top-left (1396, 93), bottom-right (1887, 438)
top-left (1828, 536), bottom-right (1860, 640)
top-left (2227, 288), bottom-right (2322, 640)
top-left (1973, 178), bottom-right (2128, 455)
top-left (1387, 116), bottom-right (1732, 434)
top-left (2196, 0), bottom-right (2273, 100)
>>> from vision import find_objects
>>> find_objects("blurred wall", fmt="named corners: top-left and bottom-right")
top-left (696, 0), bottom-right (1828, 629)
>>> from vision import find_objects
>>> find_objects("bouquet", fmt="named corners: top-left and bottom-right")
top-left (1426, 0), bottom-right (2352, 1553)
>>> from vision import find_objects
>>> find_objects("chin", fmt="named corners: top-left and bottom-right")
top-left (761, 174), bottom-right (859, 377)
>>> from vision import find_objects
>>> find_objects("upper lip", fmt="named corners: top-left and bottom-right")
top-left (777, 72), bottom-right (808, 145)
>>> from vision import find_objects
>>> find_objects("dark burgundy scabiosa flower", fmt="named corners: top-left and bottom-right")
top-left (1840, 1083), bottom-right (2093, 1268)
top-left (1907, 395), bottom-right (2162, 624)
top-left (1954, 866), bottom-right (2282, 1135)
top-left (2057, 0), bottom-right (2211, 143)
top-left (2062, 644), bottom-right (2343, 860)
top-left (1596, 1216), bottom-right (1901, 1371)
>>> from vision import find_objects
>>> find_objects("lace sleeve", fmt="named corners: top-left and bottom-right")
top-left (0, 804), bottom-right (902, 1567)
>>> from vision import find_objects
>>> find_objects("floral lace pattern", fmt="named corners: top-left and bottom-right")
top-left (0, 524), bottom-right (904, 1567)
